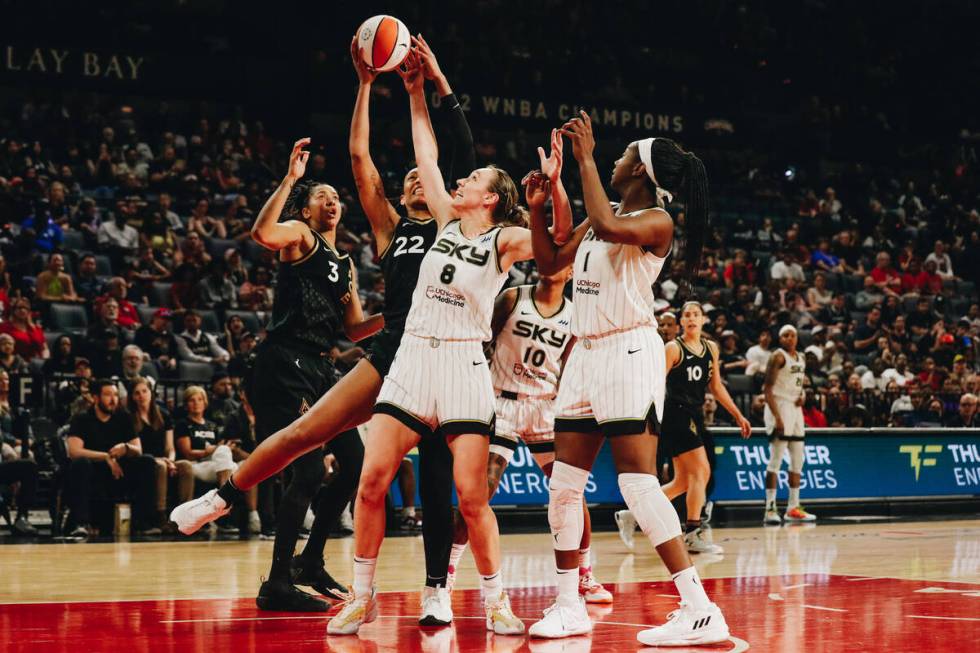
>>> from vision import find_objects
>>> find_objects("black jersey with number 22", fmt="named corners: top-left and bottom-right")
top-left (379, 217), bottom-right (438, 332)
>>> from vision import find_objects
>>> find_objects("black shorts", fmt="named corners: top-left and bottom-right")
top-left (366, 327), bottom-right (404, 378)
top-left (249, 340), bottom-right (336, 442)
top-left (661, 402), bottom-right (706, 458)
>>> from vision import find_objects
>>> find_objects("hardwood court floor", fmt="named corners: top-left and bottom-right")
top-left (2, 519), bottom-right (979, 651)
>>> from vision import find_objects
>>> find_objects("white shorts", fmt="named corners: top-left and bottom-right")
top-left (491, 394), bottom-right (555, 456)
top-left (191, 444), bottom-right (238, 483)
top-left (375, 334), bottom-right (495, 436)
top-left (555, 325), bottom-right (665, 437)
top-left (764, 399), bottom-right (805, 440)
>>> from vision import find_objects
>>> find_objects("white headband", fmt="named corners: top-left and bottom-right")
top-left (635, 137), bottom-right (673, 205)
top-left (779, 325), bottom-right (797, 336)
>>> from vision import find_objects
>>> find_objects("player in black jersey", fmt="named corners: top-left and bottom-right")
top-left (171, 137), bottom-right (383, 612)
top-left (660, 301), bottom-right (750, 553)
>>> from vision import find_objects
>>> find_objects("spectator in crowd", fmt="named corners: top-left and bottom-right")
top-left (861, 358), bottom-right (889, 392)
top-left (802, 390), bottom-right (828, 427)
top-left (805, 272), bottom-right (834, 311)
top-left (206, 372), bottom-right (240, 426)
top-left (224, 249), bottom-right (249, 286)
top-left (140, 212), bottom-right (178, 261)
top-left (227, 331), bottom-right (256, 384)
top-left (85, 298), bottom-right (123, 377)
top-left (135, 308), bottom-right (179, 377)
top-left (770, 248), bottom-right (805, 283)
top-left (198, 258), bottom-right (238, 310)
top-left (855, 276), bottom-right (885, 311)
top-left (719, 330), bottom-right (748, 375)
top-left (133, 247), bottom-right (171, 299)
top-left (869, 251), bottom-right (901, 296)
top-left (222, 314), bottom-right (248, 355)
top-left (882, 354), bottom-right (914, 387)
top-left (723, 249), bottom-right (756, 288)
top-left (702, 392), bottom-right (732, 426)
top-left (0, 333), bottom-right (29, 375)
top-left (748, 394), bottom-right (767, 427)
top-left (21, 200), bottom-right (63, 252)
top-left (949, 355), bottom-right (971, 388)
top-left (809, 239), bottom-right (844, 274)
top-left (42, 335), bottom-right (78, 378)
top-left (0, 298), bottom-right (48, 362)
top-left (128, 377), bottom-right (192, 530)
top-left (175, 232), bottom-right (211, 270)
top-left (924, 240), bottom-right (955, 280)
top-left (853, 306), bottom-right (884, 355)
top-left (946, 393), bottom-right (977, 425)
top-left (73, 254), bottom-right (102, 302)
top-left (156, 192), bottom-right (184, 235)
top-left (819, 293), bottom-right (851, 328)
top-left (756, 217), bottom-right (783, 250)
top-left (745, 329), bottom-right (773, 377)
top-left (97, 277), bottom-right (140, 329)
top-left (175, 386), bottom-right (236, 501)
top-left (0, 379), bottom-right (39, 534)
top-left (187, 199), bottom-right (227, 239)
top-left (65, 379), bottom-right (158, 537)
top-left (97, 209), bottom-right (140, 268)
top-left (805, 351), bottom-right (828, 388)
top-left (238, 265), bottom-right (274, 312)
top-left (916, 356), bottom-right (946, 392)
top-left (35, 253), bottom-right (81, 304)
top-left (176, 310), bottom-right (230, 365)
top-left (121, 345), bottom-right (155, 389)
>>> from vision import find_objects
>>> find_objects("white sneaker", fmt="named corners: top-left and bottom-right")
top-left (578, 570), bottom-right (613, 603)
top-left (702, 500), bottom-right (714, 524)
top-left (247, 511), bottom-right (261, 534)
top-left (784, 505), bottom-right (817, 522)
top-left (636, 601), bottom-right (729, 646)
top-left (614, 509), bottom-right (637, 551)
top-left (685, 528), bottom-right (724, 554)
top-left (419, 586), bottom-right (453, 627)
top-left (170, 489), bottom-right (231, 535)
top-left (327, 588), bottom-right (378, 635)
top-left (485, 591), bottom-right (525, 635)
top-left (763, 508), bottom-right (782, 525)
top-left (528, 595), bottom-right (592, 638)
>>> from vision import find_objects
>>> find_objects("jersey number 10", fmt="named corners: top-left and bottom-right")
top-left (523, 346), bottom-right (546, 367)
top-left (686, 366), bottom-right (703, 381)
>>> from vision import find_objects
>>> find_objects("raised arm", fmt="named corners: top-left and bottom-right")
top-left (401, 46), bottom-right (455, 227)
top-left (525, 172), bottom-right (591, 275)
top-left (349, 37), bottom-right (400, 255)
top-left (538, 129), bottom-right (572, 245)
top-left (560, 111), bottom-right (673, 251)
top-left (706, 340), bottom-right (752, 438)
top-left (342, 260), bottom-right (385, 342)
top-left (251, 138), bottom-right (314, 252)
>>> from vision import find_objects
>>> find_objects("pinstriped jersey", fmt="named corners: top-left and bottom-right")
top-left (571, 207), bottom-right (668, 337)
top-left (490, 285), bottom-right (573, 397)
top-left (771, 348), bottom-right (806, 402)
top-left (403, 220), bottom-right (508, 341)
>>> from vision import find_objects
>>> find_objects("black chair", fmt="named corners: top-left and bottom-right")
top-left (178, 361), bottom-right (215, 383)
top-left (47, 303), bottom-right (88, 334)
top-left (93, 254), bottom-right (113, 277)
top-left (198, 309), bottom-right (221, 334)
top-left (725, 374), bottom-right (755, 396)
top-left (150, 282), bottom-right (173, 307)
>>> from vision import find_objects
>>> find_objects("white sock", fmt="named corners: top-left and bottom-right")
top-left (249, 510), bottom-right (259, 519)
top-left (788, 487), bottom-right (800, 508)
top-left (353, 556), bottom-right (377, 598)
top-left (556, 567), bottom-right (579, 602)
top-left (578, 547), bottom-right (591, 572)
top-left (449, 542), bottom-right (467, 570)
top-left (480, 571), bottom-right (503, 603)
top-left (672, 566), bottom-right (711, 610)
top-left (401, 506), bottom-right (416, 518)
top-left (765, 489), bottom-right (776, 510)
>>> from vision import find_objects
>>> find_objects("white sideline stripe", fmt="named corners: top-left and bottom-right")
top-left (908, 615), bottom-right (980, 622)
top-left (801, 604), bottom-right (847, 613)
top-left (783, 583), bottom-right (812, 590)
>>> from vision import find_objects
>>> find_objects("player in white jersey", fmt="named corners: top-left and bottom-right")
top-left (444, 269), bottom-right (613, 605)
top-left (329, 47), bottom-right (547, 636)
top-left (762, 325), bottom-right (817, 525)
top-left (526, 112), bottom-right (730, 646)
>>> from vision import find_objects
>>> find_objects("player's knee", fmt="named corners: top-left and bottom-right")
top-left (618, 472), bottom-right (682, 546)
top-left (689, 459), bottom-right (711, 485)
top-left (356, 474), bottom-right (388, 507)
top-left (455, 485), bottom-right (486, 521)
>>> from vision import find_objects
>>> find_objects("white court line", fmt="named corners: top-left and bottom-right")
top-left (801, 604), bottom-right (847, 612)
top-left (783, 583), bottom-right (812, 590)
top-left (844, 577), bottom-right (884, 582)
top-left (655, 594), bottom-right (680, 598)
top-left (908, 615), bottom-right (980, 622)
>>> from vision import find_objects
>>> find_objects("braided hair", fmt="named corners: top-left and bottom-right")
top-left (283, 179), bottom-right (329, 222)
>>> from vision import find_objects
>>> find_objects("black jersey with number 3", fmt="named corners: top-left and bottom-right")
top-left (265, 230), bottom-right (353, 351)
top-left (666, 337), bottom-right (713, 411)
top-left (379, 217), bottom-right (438, 331)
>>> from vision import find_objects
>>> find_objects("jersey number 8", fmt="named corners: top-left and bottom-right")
top-left (440, 264), bottom-right (456, 284)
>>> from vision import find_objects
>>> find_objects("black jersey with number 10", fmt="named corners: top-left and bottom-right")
top-left (666, 337), bottom-right (713, 411)
top-left (265, 230), bottom-right (353, 351)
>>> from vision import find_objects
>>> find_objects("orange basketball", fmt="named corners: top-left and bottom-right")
top-left (356, 15), bottom-right (411, 72)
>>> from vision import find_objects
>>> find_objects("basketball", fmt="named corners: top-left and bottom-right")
top-left (356, 15), bottom-right (411, 72)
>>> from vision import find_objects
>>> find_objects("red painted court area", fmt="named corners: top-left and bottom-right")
top-left (2, 575), bottom-right (978, 652)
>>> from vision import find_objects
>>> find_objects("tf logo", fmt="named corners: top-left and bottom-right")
top-left (899, 444), bottom-right (943, 481)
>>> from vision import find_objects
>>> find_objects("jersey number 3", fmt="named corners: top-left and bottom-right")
top-left (393, 236), bottom-right (426, 257)
top-left (328, 261), bottom-right (340, 282)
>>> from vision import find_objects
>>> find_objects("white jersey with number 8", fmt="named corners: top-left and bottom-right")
top-left (403, 220), bottom-right (508, 341)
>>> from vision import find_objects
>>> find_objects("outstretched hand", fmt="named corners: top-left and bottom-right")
top-left (537, 128), bottom-right (563, 183)
top-left (396, 47), bottom-right (425, 94)
top-left (737, 415), bottom-right (753, 439)
top-left (558, 110), bottom-right (596, 162)
top-left (350, 36), bottom-right (377, 84)
top-left (286, 137), bottom-right (311, 182)
top-left (522, 171), bottom-right (550, 210)
top-left (412, 34), bottom-right (444, 82)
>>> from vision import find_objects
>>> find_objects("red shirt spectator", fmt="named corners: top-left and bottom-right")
top-left (870, 251), bottom-right (901, 294)
top-left (723, 250), bottom-right (756, 288)
top-left (95, 277), bottom-right (140, 329)
top-left (803, 405), bottom-right (828, 428)
top-left (0, 299), bottom-right (48, 361)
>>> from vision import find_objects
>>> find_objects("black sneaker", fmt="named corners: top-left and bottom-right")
top-left (12, 517), bottom-right (38, 536)
top-left (290, 556), bottom-right (349, 602)
top-left (256, 579), bottom-right (330, 612)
